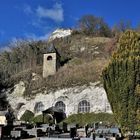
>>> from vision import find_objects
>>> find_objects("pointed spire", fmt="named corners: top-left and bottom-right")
top-left (46, 43), bottom-right (61, 57)
top-left (47, 43), bottom-right (56, 53)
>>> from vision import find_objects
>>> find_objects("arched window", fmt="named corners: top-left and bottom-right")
top-left (78, 100), bottom-right (90, 113)
top-left (47, 55), bottom-right (53, 60)
top-left (55, 101), bottom-right (65, 112)
top-left (34, 102), bottom-right (44, 113)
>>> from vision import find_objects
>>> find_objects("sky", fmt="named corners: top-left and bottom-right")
top-left (0, 0), bottom-right (140, 48)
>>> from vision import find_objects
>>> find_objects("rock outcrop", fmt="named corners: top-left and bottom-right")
top-left (7, 81), bottom-right (112, 119)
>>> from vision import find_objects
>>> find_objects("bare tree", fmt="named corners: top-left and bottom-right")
top-left (78, 15), bottom-right (112, 37)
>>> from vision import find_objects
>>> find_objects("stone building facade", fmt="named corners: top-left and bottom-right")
top-left (7, 45), bottom-right (112, 119)
top-left (8, 82), bottom-right (112, 119)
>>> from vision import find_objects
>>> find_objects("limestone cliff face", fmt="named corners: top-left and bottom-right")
top-left (7, 81), bottom-right (112, 119)
top-left (48, 28), bottom-right (72, 41)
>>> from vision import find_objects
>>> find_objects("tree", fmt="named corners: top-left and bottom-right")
top-left (102, 30), bottom-right (140, 134)
top-left (78, 15), bottom-right (112, 37)
top-left (97, 18), bottom-right (112, 37)
top-left (112, 20), bottom-right (132, 37)
top-left (135, 23), bottom-right (140, 33)
top-left (0, 39), bottom-right (44, 82)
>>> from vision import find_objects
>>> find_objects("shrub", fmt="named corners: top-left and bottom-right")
top-left (20, 110), bottom-right (34, 122)
top-left (63, 113), bottom-right (115, 126)
top-left (32, 114), bottom-right (52, 124)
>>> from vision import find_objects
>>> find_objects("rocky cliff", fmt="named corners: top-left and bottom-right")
top-left (0, 29), bottom-right (116, 118)
top-left (7, 81), bottom-right (112, 119)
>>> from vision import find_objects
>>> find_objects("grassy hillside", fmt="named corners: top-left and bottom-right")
top-left (0, 33), bottom-right (117, 97)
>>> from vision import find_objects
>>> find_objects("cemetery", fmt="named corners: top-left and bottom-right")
top-left (0, 108), bottom-right (122, 140)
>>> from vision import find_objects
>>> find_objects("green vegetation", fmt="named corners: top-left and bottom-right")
top-left (32, 115), bottom-right (44, 123)
top-left (20, 112), bottom-right (54, 124)
top-left (32, 114), bottom-right (51, 123)
top-left (102, 30), bottom-right (140, 133)
top-left (20, 110), bottom-right (34, 122)
top-left (63, 113), bottom-right (115, 126)
top-left (20, 112), bottom-right (115, 126)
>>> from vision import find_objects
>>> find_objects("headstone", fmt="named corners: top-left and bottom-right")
top-left (70, 127), bottom-right (77, 138)
top-left (63, 122), bottom-right (68, 132)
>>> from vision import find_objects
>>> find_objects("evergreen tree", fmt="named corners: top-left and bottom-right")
top-left (102, 30), bottom-right (140, 133)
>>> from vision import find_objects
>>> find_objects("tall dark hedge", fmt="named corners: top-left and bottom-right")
top-left (102, 30), bottom-right (140, 133)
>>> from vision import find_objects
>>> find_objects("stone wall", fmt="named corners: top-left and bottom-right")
top-left (7, 81), bottom-right (112, 119)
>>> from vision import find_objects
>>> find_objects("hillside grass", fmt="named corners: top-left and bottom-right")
top-left (45, 58), bottom-right (108, 90)
top-left (6, 58), bottom-right (109, 98)
top-left (3, 34), bottom-right (116, 97)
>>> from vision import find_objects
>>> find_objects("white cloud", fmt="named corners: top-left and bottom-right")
top-left (36, 3), bottom-right (64, 22)
top-left (22, 3), bottom-right (63, 41)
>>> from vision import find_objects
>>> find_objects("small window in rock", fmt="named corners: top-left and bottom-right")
top-left (55, 101), bottom-right (65, 112)
top-left (47, 55), bottom-right (53, 60)
top-left (78, 100), bottom-right (90, 113)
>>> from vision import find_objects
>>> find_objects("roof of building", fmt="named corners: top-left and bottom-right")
top-left (46, 44), bottom-right (61, 57)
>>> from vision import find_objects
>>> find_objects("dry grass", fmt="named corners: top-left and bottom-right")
top-left (11, 58), bottom-right (109, 97)
top-left (45, 58), bottom-right (108, 89)
top-left (4, 34), bottom-right (114, 97)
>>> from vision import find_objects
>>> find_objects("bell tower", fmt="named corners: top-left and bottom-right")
top-left (43, 44), bottom-right (60, 78)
